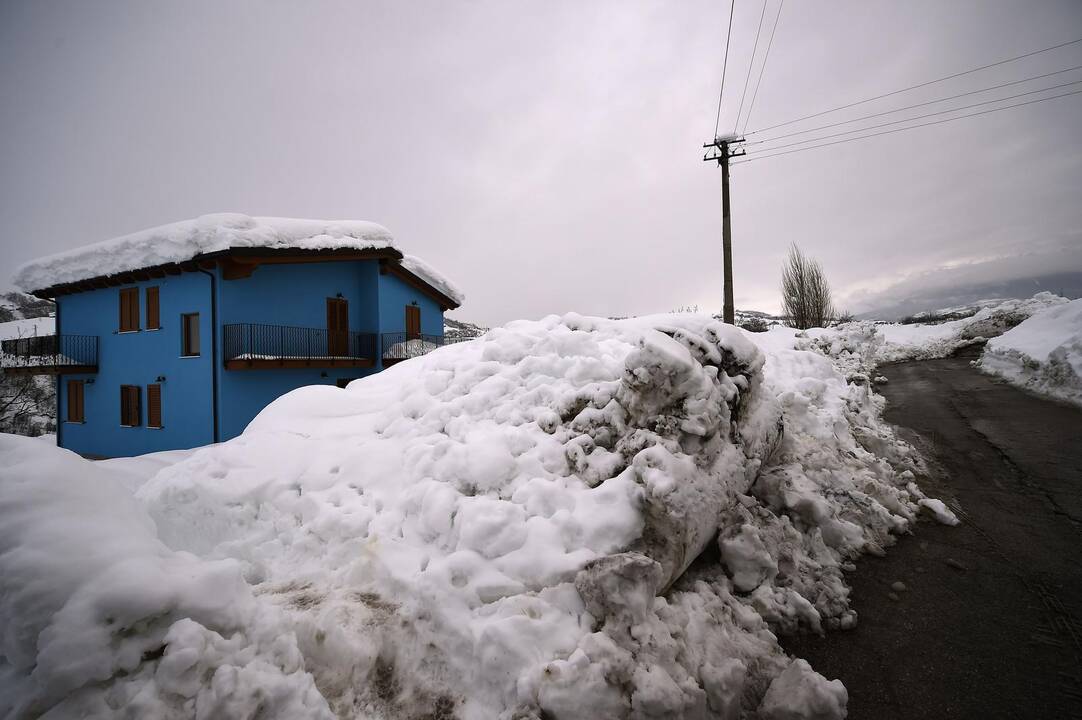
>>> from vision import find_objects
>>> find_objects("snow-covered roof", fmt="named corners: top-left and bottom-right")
top-left (13, 213), bottom-right (464, 306)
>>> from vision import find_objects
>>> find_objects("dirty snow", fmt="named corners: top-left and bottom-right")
top-left (12, 214), bottom-right (463, 306)
top-left (976, 298), bottom-right (1082, 407)
top-left (2, 311), bottom-right (954, 719)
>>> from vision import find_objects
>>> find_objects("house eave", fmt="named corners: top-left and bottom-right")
top-left (28, 246), bottom-right (412, 299)
top-left (378, 259), bottom-right (461, 311)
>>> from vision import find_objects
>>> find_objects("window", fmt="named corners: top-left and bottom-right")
top-left (119, 288), bottom-right (139, 332)
top-left (66, 380), bottom-right (84, 423)
top-left (146, 287), bottom-right (160, 330)
top-left (147, 384), bottom-right (162, 428)
top-left (181, 313), bottom-right (200, 356)
top-left (120, 385), bottom-right (141, 427)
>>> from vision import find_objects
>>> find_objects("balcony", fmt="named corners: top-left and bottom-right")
top-left (381, 333), bottom-right (473, 365)
top-left (0, 334), bottom-right (99, 375)
top-left (223, 323), bottom-right (377, 370)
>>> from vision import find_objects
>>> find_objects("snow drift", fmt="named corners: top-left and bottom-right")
top-left (1, 312), bottom-right (944, 719)
top-left (977, 298), bottom-right (1082, 407)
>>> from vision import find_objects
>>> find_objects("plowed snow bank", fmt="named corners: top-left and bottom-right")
top-left (977, 298), bottom-right (1082, 406)
top-left (2, 313), bottom-right (944, 719)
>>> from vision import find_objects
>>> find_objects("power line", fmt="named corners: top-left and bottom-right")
top-left (741, 0), bottom-right (784, 134)
top-left (747, 64), bottom-right (1082, 146)
top-left (748, 36), bottom-right (1082, 134)
top-left (713, 1), bottom-right (737, 138)
top-left (748, 78), bottom-right (1082, 154)
top-left (734, 0), bottom-right (769, 133)
top-left (734, 88), bottom-right (1082, 163)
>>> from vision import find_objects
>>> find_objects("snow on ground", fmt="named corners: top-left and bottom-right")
top-left (11, 214), bottom-right (463, 305)
top-left (2, 312), bottom-right (959, 719)
top-left (976, 298), bottom-right (1082, 407)
top-left (793, 293), bottom-right (1070, 376)
top-left (0, 316), bottom-right (54, 341)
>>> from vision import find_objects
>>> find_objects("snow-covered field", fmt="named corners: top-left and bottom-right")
top-left (0, 316), bottom-right (54, 341)
top-left (4, 294), bottom-right (1072, 719)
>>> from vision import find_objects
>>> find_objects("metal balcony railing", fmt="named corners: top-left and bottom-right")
top-left (381, 332), bottom-right (474, 363)
top-left (0, 334), bottom-right (99, 375)
top-left (223, 323), bottom-right (377, 369)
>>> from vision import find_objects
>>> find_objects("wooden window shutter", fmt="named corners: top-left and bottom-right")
top-left (326, 299), bottom-right (348, 355)
top-left (131, 386), bottom-right (141, 426)
top-left (146, 287), bottom-right (160, 330)
top-left (119, 289), bottom-right (130, 331)
top-left (120, 288), bottom-right (139, 332)
top-left (182, 313), bottom-right (200, 356)
top-left (67, 381), bottom-right (84, 423)
top-left (406, 305), bottom-right (421, 339)
top-left (147, 384), bottom-right (162, 428)
top-left (121, 385), bottom-right (141, 426)
top-left (337, 300), bottom-right (348, 333)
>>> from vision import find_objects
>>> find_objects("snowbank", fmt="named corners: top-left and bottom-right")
top-left (0, 434), bottom-right (333, 719)
top-left (976, 298), bottom-right (1082, 406)
top-left (873, 293), bottom-right (1068, 363)
top-left (12, 213), bottom-right (463, 306)
top-left (791, 293), bottom-right (1071, 377)
top-left (1, 312), bottom-right (944, 719)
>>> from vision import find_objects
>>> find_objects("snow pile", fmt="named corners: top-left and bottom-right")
top-left (0, 434), bottom-right (333, 719)
top-left (12, 214), bottom-right (463, 306)
top-left (976, 298), bottom-right (1082, 406)
top-left (1, 312), bottom-right (944, 718)
top-left (790, 293), bottom-right (1071, 375)
top-left (872, 292), bottom-right (1068, 363)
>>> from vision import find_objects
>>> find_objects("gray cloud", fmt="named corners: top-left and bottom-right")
top-left (847, 236), bottom-right (1082, 318)
top-left (2, 0), bottom-right (1081, 325)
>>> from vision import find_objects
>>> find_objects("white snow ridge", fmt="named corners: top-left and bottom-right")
top-left (977, 298), bottom-right (1082, 407)
top-left (1, 312), bottom-right (940, 719)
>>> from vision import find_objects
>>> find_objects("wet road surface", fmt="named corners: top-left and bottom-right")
top-left (784, 346), bottom-right (1082, 719)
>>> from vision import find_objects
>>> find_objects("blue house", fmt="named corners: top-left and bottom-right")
top-left (4, 214), bottom-right (463, 458)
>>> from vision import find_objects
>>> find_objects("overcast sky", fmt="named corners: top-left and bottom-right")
top-left (2, 0), bottom-right (1080, 325)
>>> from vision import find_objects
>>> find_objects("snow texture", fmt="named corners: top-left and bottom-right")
top-left (977, 298), bottom-right (1082, 407)
top-left (11, 213), bottom-right (463, 306)
top-left (790, 293), bottom-right (1070, 378)
top-left (1, 311), bottom-right (958, 719)
top-left (0, 317), bottom-right (54, 341)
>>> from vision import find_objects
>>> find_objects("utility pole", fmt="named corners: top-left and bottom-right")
top-left (703, 136), bottom-right (745, 325)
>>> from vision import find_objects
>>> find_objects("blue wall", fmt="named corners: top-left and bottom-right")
top-left (218, 261), bottom-right (379, 330)
top-left (216, 261), bottom-right (382, 440)
top-left (58, 273), bottom-right (215, 457)
top-left (377, 270), bottom-right (445, 337)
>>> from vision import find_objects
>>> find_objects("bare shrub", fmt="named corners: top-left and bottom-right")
top-left (781, 245), bottom-right (835, 330)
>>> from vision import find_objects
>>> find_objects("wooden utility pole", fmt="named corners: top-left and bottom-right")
top-left (704, 136), bottom-right (745, 324)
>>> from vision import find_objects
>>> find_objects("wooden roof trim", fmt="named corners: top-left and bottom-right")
top-left (379, 259), bottom-right (461, 311)
top-left (29, 246), bottom-right (405, 298)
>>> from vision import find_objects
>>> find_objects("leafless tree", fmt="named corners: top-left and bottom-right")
top-left (0, 326), bottom-right (56, 437)
top-left (781, 244), bottom-right (835, 330)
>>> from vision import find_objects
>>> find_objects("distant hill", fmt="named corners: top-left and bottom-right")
top-left (855, 271), bottom-right (1082, 322)
top-left (444, 316), bottom-right (487, 339)
top-left (0, 292), bottom-right (55, 341)
top-left (0, 291), bottom-right (54, 323)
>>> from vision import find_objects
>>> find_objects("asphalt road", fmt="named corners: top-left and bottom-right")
top-left (784, 345), bottom-right (1082, 719)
